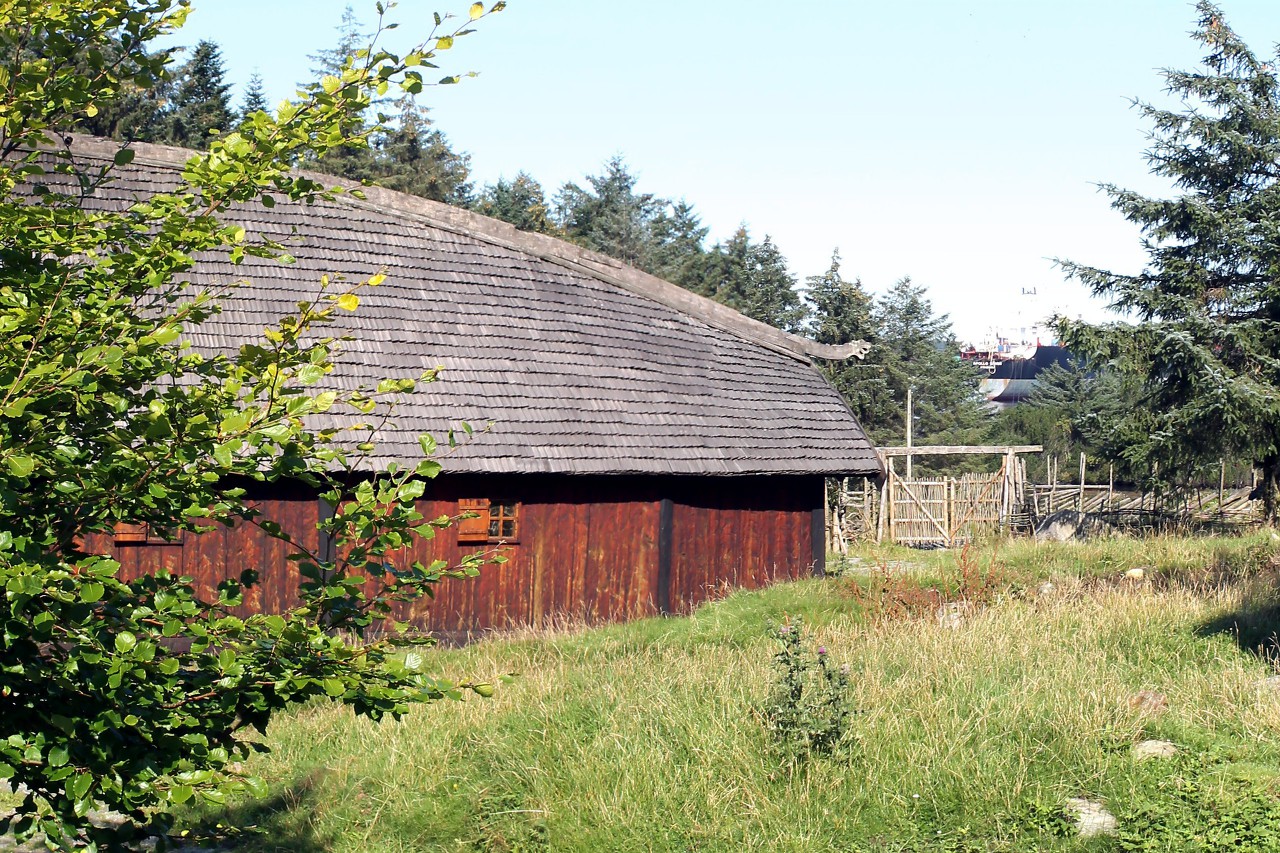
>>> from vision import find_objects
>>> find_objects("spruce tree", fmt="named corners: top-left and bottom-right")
top-left (240, 71), bottom-right (270, 121)
top-left (807, 250), bottom-right (893, 430)
top-left (474, 172), bottom-right (558, 234)
top-left (555, 157), bottom-right (662, 268)
top-left (873, 277), bottom-right (987, 448)
top-left (305, 5), bottom-right (377, 183)
top-left (308, 4), bottom-right (366, 81)
top-left (742, 235), bottom-right (808, 333)
top-left (162, 39), bottom-right (234, 148)
top-left (71, 36), bottom-right (168, 141)
top-left (372, 96), bottom-right (473, 204)
top-left (647, 200), bottom-right (711, 290)
top-left (1057, 2), bottom-right (1280, 520)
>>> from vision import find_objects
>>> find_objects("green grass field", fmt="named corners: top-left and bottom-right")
top-left (123, 534), bottom-right (1280, 849)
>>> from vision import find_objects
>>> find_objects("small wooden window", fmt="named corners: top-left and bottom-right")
top-left (457, 499), bottom-right (519, 544)
top-left (113, 522), bottom-right (149, 544)
top-left (112, 522), bottom-right (178, 545)
top-left (488, 501), bottom-right (518, 541)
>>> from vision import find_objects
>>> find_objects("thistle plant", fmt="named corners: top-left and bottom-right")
top-left (763, 618), bottom-right (853, 763)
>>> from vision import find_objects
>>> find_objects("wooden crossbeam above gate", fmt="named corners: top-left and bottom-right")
top-left (879, 444), bottom-right (1043, 457)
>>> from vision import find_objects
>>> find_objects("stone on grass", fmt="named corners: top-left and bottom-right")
top-left (935, 601), bottom-right (973, 630)
top-left (1131, 739), bottom-right (1178, 761)
top-left (1034, 510), bottom-right (1113, 542)
top-left (1064, 798), bottom-right (1118, 838)
top-left (1124, 567), bottom-right (1147, 581)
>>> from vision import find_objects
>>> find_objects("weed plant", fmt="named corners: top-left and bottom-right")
top-left (762, 618), bottom-right (853, 765)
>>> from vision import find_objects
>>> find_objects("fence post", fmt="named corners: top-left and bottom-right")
top-left (877, 470), bottom-right (889, 544)
top-left (1219, 459), bottom-right (1226, 521)
top-left (1050, 454), bottom-right (1058, 514)
top-left (1079, 452), bottom-right (1086, 512)
top-left (948, 477), bottom-right (956, 546)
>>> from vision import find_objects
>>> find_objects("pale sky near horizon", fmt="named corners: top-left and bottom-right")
top-left (162, 1), bottom-right (1280, 343)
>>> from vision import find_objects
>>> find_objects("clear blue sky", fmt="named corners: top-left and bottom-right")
top-left (163, 1), bottom-right (1280, 343)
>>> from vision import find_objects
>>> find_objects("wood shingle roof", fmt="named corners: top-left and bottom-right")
top-left (68, 135), bottom-right (882, 477)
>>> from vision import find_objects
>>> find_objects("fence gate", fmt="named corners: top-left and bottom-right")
top-left (879, 460), bottom-right (1013, 547)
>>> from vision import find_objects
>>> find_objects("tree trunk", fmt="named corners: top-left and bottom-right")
top-left (1260, 456), bottom-right (1280, 525)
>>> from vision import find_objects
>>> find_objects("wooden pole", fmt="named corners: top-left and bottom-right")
top-left (862, 477), bottom-right (871, 538)
top-left (824, 478), bottom-right (833, 553)
top-left (1108, 464), bottom-right (1114, 512)
top-left (877, 470), bottom-right (889, 544)
top-left (905, 387), bottom-right (914, 481)
top-left (1050, 454), bottom-right (1057, 514)
top-left (1219, 459), bottom-right (1226, 521)
top-left (947, 477), bottom-right (955, 546)
top-left (1079, 452), bottom-right (1086, 512)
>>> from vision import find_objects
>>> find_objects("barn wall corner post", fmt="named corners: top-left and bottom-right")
top-left (656, 497), bottom-right (674, 613)
top-left (811, 480), bottom-right (826, 578)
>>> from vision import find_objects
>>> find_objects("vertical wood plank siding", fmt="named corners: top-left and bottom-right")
top-left (85, 475), bottom-right (823, 638)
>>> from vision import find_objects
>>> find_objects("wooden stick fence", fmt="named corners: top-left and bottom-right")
top-left (829, 449), bottom-right (1262, 550)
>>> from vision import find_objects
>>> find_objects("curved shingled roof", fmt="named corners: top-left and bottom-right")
top-left (68, 135), bottom-right (881, 477)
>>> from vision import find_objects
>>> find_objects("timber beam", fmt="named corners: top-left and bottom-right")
top-left (878, 445), bottom-right (1043, 457)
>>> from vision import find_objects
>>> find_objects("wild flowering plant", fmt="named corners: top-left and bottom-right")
top-left (762, 618), bottom-right (853, 764)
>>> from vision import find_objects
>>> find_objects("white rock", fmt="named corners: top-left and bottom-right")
top-left (1124, 567), bottom-right (1146, 580)
top-left (1064, 798), bottom-right (1118, 837)
top-left (1131, 739), bottom-right (1178, 760)
top-left (935, 601), bottom-right (973, 630)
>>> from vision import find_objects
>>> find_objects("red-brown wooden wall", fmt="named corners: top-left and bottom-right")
top-left (86, 474), bottom-right (824, 638)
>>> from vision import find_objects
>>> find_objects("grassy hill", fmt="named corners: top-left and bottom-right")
top-left (124, 535), bottom-right (1280, 849)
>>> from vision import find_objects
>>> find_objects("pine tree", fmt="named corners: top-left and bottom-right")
top-left (162, 40), bottom-right (234, 148)
top-left (71, 36), bottom-right (168, 141)
top-left (742, 235), bottom-right (808, 333)
top-left (307, 4), bottom-right (366, 81)
top-left (304, 5), bottom-right (377, 182)
top-left (697, 228), bottom-right (808, 332)
top-left (1057, 2), bottom-right (1280, 520)
top-left (647, 200), bottom-right (711, 290)
top-left (873, 277), bottom-right (988, 448)
top-left (807, 250), bottom-right (893, 430)
top-left (240, 71), bottom-right (270, 122)
top-left (371, 96), bottom-right (472, 204)
top-left (555, 157), bottom-right (662, 268)
top-left (474, 172), bottom-right (558, 234)
top-left (701, 225), bottom-right (754, 308)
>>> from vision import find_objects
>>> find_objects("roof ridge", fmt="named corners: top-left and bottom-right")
top-left (65, 134), bottom-right (868, 365)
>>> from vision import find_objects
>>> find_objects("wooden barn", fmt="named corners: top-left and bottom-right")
top-left (75, 136), bottom-right (882, 637)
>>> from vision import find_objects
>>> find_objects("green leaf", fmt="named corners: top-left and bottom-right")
top-left (79, 583), bottom-right (104, 604)
top-left (470, 2), bottom-right (484, 19)
top-left (114, 632), bottom-right (137, 654)
top-left (113, 148), bottom-right (135, 166)
top-left (47, 745), bottom-right (68, 767)
top-left (69, 773), bottom-right (93, 801)
top-left (5, 456), bottom-right (35, 477)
